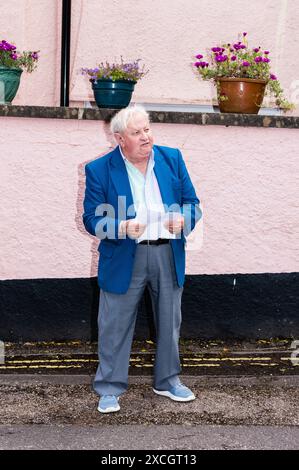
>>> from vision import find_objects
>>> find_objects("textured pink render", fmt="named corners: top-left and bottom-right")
top-left (0, 0), bottom-right (298, 111)
top-left (0, 117), bottom-right (298, 280)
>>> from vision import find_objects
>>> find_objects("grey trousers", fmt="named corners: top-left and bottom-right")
top-left (93, 243), bottom-right (183, 397)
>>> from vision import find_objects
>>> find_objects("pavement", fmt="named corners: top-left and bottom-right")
top-left (1, 424), bottom-right (299, 450)
top-left (1, 339), bottom-right (299, 450)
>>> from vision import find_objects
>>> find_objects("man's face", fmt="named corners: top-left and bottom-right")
top-left (117, 114), bottom-right (154, 161)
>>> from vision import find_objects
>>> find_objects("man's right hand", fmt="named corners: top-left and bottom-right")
top-left (124, 219), bottom-right (146, 239)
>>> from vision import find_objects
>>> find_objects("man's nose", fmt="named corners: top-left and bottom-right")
top-left (140, 130), bottom-right (148, 140)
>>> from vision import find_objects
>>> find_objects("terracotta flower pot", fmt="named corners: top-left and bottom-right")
top-left (217, 77), bottom-right (267, 114)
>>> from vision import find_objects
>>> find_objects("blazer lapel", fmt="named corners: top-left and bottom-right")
top-left (110, 147), bottom-right (135, 216)
top-left (153, 146), bottom-right (175, 208)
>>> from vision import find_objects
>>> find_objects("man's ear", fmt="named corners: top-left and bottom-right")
top-left (114, 133), bottom-right (123, 145)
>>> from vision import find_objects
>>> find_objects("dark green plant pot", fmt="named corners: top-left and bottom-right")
top-left (0, 66), bottom-right (23, 104)
top-left (92, 79), bottom-right (136, 109)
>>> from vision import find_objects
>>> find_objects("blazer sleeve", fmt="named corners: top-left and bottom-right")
top-left (82, 163), bottom-right (122, 240)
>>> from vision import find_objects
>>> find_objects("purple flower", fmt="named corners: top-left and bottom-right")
top-left (211, 47), bottom-right (222, 52)
top-left (253, 47), bottom-right (260, 53)
top-left (242, 61), bottom-right (250, 67)
top-left (231, 56), bottom-right (237, 61)
top-left (243, 32), bottom-right (247, 37)
top-left (263, 57), bottom-right (270, 63)
top-left (196, 54), bottom-right (203, 59)
top-left (0, 40), bottom-right (16, 51)
top-left (234, 42), bottom-right (246, 50)
top-left (31, 52), bottom-right (39, 60)
top-left (0, 42), bottom-right (7, 51)
top-left (270, 74), bottom-right (277, 80)
top-left (194, 61), bottom-right (208, 68)
top-left (82, 58), bottom-right (147, 82)
top-left (215, 55), bottom-right (228, 62)
top-left (9, 53), bottom-right (18, 60)
top-left (254, 56), bottom-right (263, 63)
top-left (264, 51), bottom-right (270, 55)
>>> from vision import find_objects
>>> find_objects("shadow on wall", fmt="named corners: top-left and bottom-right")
top-left (75, 120), bottom-right (117, 279)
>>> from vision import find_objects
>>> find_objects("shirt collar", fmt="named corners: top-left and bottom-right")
top-left (119, 145), bottom-right (155, 166)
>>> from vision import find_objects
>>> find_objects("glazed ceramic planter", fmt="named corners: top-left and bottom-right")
top-left (92, 79), bottom-right (136, 109)
top-left (217, 77), bottom-right (267, 114)
top-left (0, 66), bottom-right (23, 104)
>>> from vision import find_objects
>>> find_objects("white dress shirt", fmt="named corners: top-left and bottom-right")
top-left (119, 146), bottom-right (175, 242)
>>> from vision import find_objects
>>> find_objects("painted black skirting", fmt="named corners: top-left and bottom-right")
top-left (0, 273), bottom-right (298, 342)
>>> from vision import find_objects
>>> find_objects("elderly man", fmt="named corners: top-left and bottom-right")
top-left (83, 105), bottom-right (202, 413)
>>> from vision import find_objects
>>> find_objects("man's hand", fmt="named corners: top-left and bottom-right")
top-left (164, 213), bottom-right (185, 235)
top-left (125, 219), bottom-right (146, 239)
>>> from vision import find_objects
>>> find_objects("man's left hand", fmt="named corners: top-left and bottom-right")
top-left (164, 214), bottom-right (185, 234)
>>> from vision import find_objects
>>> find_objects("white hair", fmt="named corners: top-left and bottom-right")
top-left (110, 104), bottom-right (150, 134)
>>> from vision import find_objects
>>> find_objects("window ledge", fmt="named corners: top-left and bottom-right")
top-left (0, 104), bottom-right (298, 129)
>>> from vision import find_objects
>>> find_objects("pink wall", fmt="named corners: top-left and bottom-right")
top-left (0, 0), bottom-right (298, 111)
top-left (0, 116), bottom-right (298, 280)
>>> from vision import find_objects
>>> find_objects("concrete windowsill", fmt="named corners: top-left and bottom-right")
top-left (0, 104), bottom-right (298, 128)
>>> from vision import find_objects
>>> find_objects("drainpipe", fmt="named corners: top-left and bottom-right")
top-left (60, 0), bottom-right (72, 106)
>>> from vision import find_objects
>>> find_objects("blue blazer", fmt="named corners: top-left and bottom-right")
top-left (83, 145), bottom-right (202, 294)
